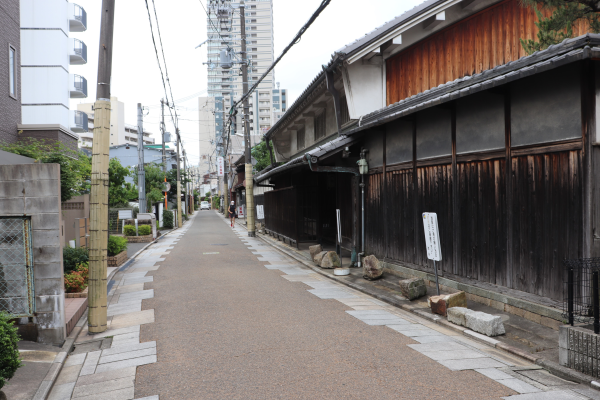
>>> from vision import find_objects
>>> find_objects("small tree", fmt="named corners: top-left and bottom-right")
top-left (108, 158), bottom-right (136, 207)
top-left (520, 0), bottom-right (600, 54)
top-left (0, 312), bottom-right (22, 389)
top-left (251, 139), bottom-right (275, 173)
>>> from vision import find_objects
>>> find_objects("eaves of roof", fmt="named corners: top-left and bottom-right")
top-left (254, 135), bottom-right (361, 183)
top-left (346, 34), bottom-right (600, 136)
top-left (257, 34), bottom-right (600, 184)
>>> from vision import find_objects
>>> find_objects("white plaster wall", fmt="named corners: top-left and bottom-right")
top-left (22, 105), bottom-right (70, 127)
top-left (21, 30), bottom-right (69, 68)
top-left (21, 67), bottom-right (69, 105)
top-left (342, 62), bottom-right (384, 119)
top-left (21, 0), bottom-right (68, 33)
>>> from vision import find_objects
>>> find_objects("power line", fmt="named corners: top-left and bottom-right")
top-left (150, 0), bottom-right (179, 130)
top-left (197, 0), bottom-right (242, 64)
top-left (224, 0), bottom-right (332, 139)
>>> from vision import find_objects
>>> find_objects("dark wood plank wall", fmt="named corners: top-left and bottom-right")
top-left (456, 159), bottom-right (507, 286)
top-left (386, 0), bottom-right (588, 105)
top-left (264, 187), bottom-right (298, 240)
top-left (510, 152), bottom-right (583, 297)
top-left (366, 173), bottom-right (385, 256)
top-left (365, 149), bottom-right (583, 301)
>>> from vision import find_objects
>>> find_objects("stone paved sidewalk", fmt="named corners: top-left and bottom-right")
top-left (46, 217), bottom-right (195, 400)
top-left (229, 219), bottom-right (600, 400)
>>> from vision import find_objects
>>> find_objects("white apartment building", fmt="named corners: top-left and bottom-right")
top-left (201, 0), bottom-right (284, 168)
top-left (77, 97), bottom-right (155, 149)
top-left (19, 0), bottom-right (88, 148)
top-left (252, 87), bottom-right (286, 136)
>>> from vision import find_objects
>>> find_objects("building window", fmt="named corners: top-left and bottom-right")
top-left (297, 127), bottom-right (305, 150)
top-left (315, 111), bottom-right (326, 140)
top-left (8, 45), bottom-right (16, 99)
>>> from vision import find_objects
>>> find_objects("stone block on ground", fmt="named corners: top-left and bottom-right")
top-left (428, 291), bottom-right (467, 316)
top-left (320, 251), bottom-right (341, 269)
top-left (465, 311), bottom-right (505, 337)
top-left (399, 278), bottom-right (427, 300)
top-left (429, 295), bottom-right (447, 316)
top-left (314, 251), bottom-right (327, 265)
top-left (447, 307), bottom-right (472, 327)
top-left (446, 291), bottom-right (467, 309)
top-left (309, 244), bottom-right (323, 262)
top-left (363, 255), bottom-right (383, 280)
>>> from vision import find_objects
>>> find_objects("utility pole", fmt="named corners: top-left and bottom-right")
top-left (88, 0), bottom-right (115, 334)
top-left (183, 150), bottom-right (188, 215)
top-left (222, 105), bottom-right (228, 215)
top-left (137, 103), bottom-right (146, 213)
top-left (240, 0), bottom-right (255, 237)
top-left (176, 129), bottom-right (182, 227)
top-left (161, 99), bottom-right (167, 210)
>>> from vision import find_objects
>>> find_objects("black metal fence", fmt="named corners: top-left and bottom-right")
top-left (564, 258), bottom-right (600, 334)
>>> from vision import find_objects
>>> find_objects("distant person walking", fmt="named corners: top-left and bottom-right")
top-left (228, 201), bottom-right (236, 228)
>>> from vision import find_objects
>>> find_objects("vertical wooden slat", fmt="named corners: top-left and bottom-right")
top-left (385, 0), bottom-right (596, 105)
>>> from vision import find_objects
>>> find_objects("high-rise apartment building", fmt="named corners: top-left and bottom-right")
top-left (19, 0), bottom-right (89, 149)
top-left (77, 97), bottom-right (155, 149)
top-left (199, 0), bottom-right (285, 173)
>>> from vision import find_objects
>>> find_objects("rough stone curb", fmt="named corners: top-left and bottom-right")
top-left (33, 224), bottom-right (187, 399)
top-left (251, 227), bottom-right (600, 391)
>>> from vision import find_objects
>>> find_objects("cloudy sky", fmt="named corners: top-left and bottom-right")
top-left (69, 0), bottom-right (422, 166)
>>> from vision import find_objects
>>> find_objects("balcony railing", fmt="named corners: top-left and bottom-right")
top-left (71, 110), bottom-right (88, 133)
top-left (70, 39), bottom-right (87, 65)
top-left (69, 3), bottom-right (87, 32)
top-left (70, 74), bottom-right (87, 98)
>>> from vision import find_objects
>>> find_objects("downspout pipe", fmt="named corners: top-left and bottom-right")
top-left (304, 153), bottom-right (359, 266)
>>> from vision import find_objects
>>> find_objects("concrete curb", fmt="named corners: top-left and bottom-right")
top-left (252, 228), bottom-right (600, 391)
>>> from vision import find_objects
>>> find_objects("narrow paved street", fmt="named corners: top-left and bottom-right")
top-left (128, 211), bottom-right (589, 400)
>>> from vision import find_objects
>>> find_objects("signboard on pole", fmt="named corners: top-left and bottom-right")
top-left (422, 213), bottom-right (442, 261)
top-left (217, 156), bottom-right (224, 176)
top-left (237, 206), bottom-right (245, 218)
top-left (336, 209), bottom-right (342, 244)
top-left (256, 205), bottom-right (264, 220)
top-left (118, 210), bottom-right (132, 220)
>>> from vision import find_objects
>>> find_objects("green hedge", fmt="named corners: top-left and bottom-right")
top-left (123, 225), bottom-right (136, 236)
top-left (107, 235), bottom-right (128, 256)
top-left (0, 312), bottom-right (22, 389)
top-left (138, 225), bottom-right (152, 236)
top-left (63, 247), bottom-right (89, 273)
top-left (164, 210), bottom-right (174, 229)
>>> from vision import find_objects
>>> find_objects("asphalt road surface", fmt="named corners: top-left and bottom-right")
top-left (135, 211), bottom-right (515, 399)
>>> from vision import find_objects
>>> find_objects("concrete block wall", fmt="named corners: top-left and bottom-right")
top-left (559, 325), bottom-right (600, 378)
top-left (0, 163), bottom-right (65, 344)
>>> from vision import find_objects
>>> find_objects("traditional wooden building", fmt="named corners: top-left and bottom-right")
top-left (256, 0), bottom-right (600, 312)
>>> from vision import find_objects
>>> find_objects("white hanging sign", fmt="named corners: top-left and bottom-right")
top-left (217, 156), bottom-right (224, 176)
top-left (422, 212), bottom-right (442, 261)
top-left (237, 206), bottom-right (245, 218)
top-left (256, 205), bottom-right (264, 220)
